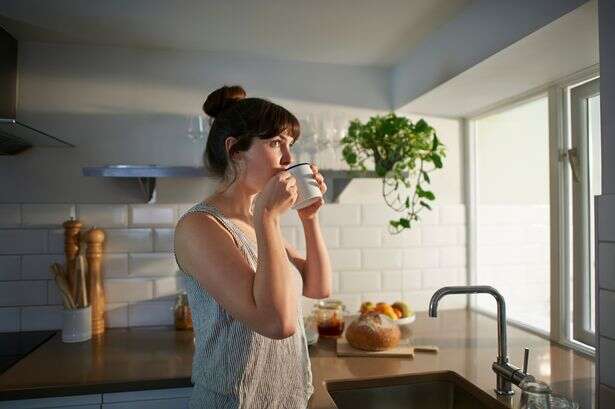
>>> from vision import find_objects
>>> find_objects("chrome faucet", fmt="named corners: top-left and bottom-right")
top-left (428, 286), bottom-right (535, 395)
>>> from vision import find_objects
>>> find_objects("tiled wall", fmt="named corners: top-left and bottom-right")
top-left (475, 205), bottom-right (550, 332)
top-left (597, 194), bottom-right (615, 404)
top-left (0, 192), bottom-right (467, 332)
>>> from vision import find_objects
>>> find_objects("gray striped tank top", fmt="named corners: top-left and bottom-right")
top-left (174, 201), bottom-right (314, 409)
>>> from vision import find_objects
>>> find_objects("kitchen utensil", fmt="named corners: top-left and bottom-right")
top-left (63, 218), bottom-right (82, 302)
top-left (78, 255), bottom-right (88, 308)
top-left (86, 227), bottom-right (106, 336)
top-left (50, 263), bottom-right (76, 309)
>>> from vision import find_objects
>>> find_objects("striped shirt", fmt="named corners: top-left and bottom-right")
top-left (174, 201), bottom-right (314, 408)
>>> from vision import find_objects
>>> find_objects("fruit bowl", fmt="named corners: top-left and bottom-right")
top-left (395, 313), bottom-right (416, 326)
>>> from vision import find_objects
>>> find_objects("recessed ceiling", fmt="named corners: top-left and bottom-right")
top-left (0, 0), bottom-right (470, 67)
top-left (398, 0), bottom-right (598, 118)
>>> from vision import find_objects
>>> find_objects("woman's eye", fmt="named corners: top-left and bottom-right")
top-left (271, 140), bottom-right (281, 147)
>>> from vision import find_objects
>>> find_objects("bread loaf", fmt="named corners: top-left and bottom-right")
top-left (345, 311), bottom-right (401, 351)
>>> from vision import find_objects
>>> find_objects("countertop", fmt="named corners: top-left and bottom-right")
top-left (0, 310), bottom-right (595, 408)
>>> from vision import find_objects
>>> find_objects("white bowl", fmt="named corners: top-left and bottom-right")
top-left (395, 314), bottom-right (416, 326)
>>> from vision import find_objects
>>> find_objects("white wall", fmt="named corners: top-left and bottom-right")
top-left (0, 42), bottom-right (465, 332)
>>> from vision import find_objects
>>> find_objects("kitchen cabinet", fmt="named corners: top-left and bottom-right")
top-left (0, 387), bottom-right (193, 409)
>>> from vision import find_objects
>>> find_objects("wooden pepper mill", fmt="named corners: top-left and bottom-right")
top-left (85, 227), bottom-right (106, 336)
top-left (62, 218), bottom-right (82, 302)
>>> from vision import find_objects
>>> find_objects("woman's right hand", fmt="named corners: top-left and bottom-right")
top-left (253, 171), bottom-right (298, 218)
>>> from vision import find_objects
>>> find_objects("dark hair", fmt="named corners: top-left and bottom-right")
top-left (202, 85), bottom-right (301, 186)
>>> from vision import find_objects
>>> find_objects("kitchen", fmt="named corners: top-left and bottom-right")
top-left (0, 0), bottom-right (613, 408)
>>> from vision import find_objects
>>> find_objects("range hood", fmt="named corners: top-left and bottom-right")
top-left (0, 26), bottom-right (74, 155)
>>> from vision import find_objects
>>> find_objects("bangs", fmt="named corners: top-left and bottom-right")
top-left (249, 99), bottom-right (301, 141)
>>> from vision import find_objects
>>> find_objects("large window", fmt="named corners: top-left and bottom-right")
top-left (467, 72), bottom-right (600, 352)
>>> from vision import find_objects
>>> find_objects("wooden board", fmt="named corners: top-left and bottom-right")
top-left (336, 336), bottom-right (414, 358)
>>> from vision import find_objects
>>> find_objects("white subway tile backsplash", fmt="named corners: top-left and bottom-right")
top-left (600, 336), bottom-right (615, 388)
top-left (128, 253), bottom-right (177, 277)
top-left (21, 254), bottom-right (64, 279)
top-left (403, 289), bottom-right (466, 312)
top-left (381, 271), bottom-right (402, 291)
top-left (439, 246), bottom-right (466, 268)
top-left (154, 228), bottom-right (175, 252)
top-left (76, 204), bottom-right (128, 228)
top-left (403, 248), bottom-right (439, 269)
top-left (421, 226), bottom-right (458, 246)
top-left (328, 249), bottom-right (361, 270)
top-left (280, 211), bottom-right (301, 226)
top-left (0, 280), bottom-right (47, 306)
top-left (361, 204), bottom-right (401, 226)
top-left (340, 271), bottom-right (380, 293)
top-left (0, 256), bottom-right (20, 280)
top-left (20, 305), bottom-right (62, 331)
top-left (600, 290), bottom-right (615, 339)
top-left (21, 204), bottom-right (75, 227)
top-left (105, 229), bottom-right (154, 253)
top-left (422, 268), bottom-right (463, 289)
top-left (0, 204), bottom-right (21, 227)
top-left (418, 208), bottom-right (440, 225)
top-left (104, 279), bottom-right (154, 303)
top-left (47, 279), bottom-right (63, 306)
top-left (320, 204), bottom-right (361, 226)
top-left (340, 227), bottom-right (381, 248)
top-left (296, 226), bottom-right (340, 250)
top-left (381, 228), bottom-right (421, 247)
top-left (401, 269), bottom-right (422, 290)
top-left (329, 293), bottom-right (361, 313)
top-left (101, 253), bottom-right (129, 278)
top-left (478, 206), bottom-right (524, 225)
top-left (331, 272), bottom-right (339, 293)
top-left (478, 226), bottom-right (525, 245)
top-left (47, 229), bottom-right (65, 254)
top-left (599, 242), bottom-right (615, 291)
top-left (129, 205), bottom-right (176, 226)
top-left (0, 230), bottom-right (47, 254)
top-left (154, 276), bottom-right (184, 299)
top-left (457, 226), bottom-right (466, 245)
top-left (597, 195), bottom-right (615, 241)
top-left (0, 307), bottom-right (19, 332)
top-left (128, 301), bottom-right (174, 326)
top-left (439, 205), bottom-right (466, 225)
top-left (280, 226), bottom-right (298, 248)
top-left (362, 249), bottom-right (403, 269)
top-left (106, 303), bottom-right (129, 328)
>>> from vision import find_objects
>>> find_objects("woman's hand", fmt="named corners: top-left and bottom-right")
top-left (297, 164), bottom-right (327, 221)
top-left (254, 171), bottom-right (298, 219)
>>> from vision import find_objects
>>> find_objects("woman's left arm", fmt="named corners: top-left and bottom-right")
top-left (286, 164), bottom-right (332, 299)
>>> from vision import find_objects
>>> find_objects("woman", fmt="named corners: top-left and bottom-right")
top-left (174, 85), bottom-right (332, 408)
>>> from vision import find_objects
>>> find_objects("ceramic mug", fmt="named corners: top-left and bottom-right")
top-left (62, 306), bottom-right (92, 343)
top-left (286, 162), bottom-right (323, 210)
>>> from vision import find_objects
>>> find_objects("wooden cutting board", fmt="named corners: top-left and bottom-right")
top-left (336, 336), bottom-right (414, 358)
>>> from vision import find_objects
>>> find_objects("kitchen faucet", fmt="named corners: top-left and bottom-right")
top-left (428, 285), bottom-right (535, 395)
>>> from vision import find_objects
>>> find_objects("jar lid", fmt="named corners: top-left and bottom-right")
top-left (314, 299), bottom-right (346, 310)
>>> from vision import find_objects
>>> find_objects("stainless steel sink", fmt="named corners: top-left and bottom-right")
top-left (325, 371), bottom-right (510, 409)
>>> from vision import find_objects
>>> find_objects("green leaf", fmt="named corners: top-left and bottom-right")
top-left (399, 218), bottom-right (410, 228)
top-left (405, 197), bottom-right (410, 208)
top-left (431, 153), bottom-right (443, 168)
top-left (422, 170), bottom-right (430, 183)
top-left (431, 134), bottom-right (439, 151)
top-left (422, 190), bottom-right (435, 200)
top-left (420, 200), bottom-right (432, 210)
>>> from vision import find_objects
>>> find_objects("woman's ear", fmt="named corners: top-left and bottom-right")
top-left (225, 136), bottom-right (239, 159)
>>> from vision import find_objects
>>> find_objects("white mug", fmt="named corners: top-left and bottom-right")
top-left (286, 162), bottom-right (323, 210)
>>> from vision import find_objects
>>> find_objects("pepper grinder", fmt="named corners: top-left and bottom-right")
top-left (85, 227), bottom-right (106, 336)
top-left (63, 218), bottom-right (82, 302)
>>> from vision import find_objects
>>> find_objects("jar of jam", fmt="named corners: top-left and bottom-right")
top-left (173, 292), bottom-right (193, 331)
top-left (312, 299), bottom-right (346, 338)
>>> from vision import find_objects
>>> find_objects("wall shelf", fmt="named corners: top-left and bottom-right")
top-left (82, 165), bottom-right (379, 203)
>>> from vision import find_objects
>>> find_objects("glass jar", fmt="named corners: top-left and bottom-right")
top-left (312, 299), bottom-right (346, 338)
top-left (519, 379), bottom-right (552, 409)
top-left (173, 292), bottom-right (193, 331)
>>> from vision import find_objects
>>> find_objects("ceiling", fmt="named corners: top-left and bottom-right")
top-left (398, 0), bottom-right (598, 118)
top-left (0, 0), bottom-right (470, 67)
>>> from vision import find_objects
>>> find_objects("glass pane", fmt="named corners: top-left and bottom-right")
top-left (474, 97), bottom-right (551, 332)
top-left (587, 94), bottom-right (600, 332)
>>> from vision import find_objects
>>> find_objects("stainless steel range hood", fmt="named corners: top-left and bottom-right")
top-left (0, 26), bottom-right (74, 155)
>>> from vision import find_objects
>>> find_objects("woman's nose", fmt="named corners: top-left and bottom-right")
top-left (281, 147), bottom-right (293, 165)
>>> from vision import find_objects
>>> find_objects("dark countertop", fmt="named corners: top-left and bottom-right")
top-left (0, 310), bottom-right (595, 408)
top-left (0, 331), bottom-right (56, 376)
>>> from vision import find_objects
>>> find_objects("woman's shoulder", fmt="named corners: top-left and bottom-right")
top-left (175, 205), bottom-right (236, 249)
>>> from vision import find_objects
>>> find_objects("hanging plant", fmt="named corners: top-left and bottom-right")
top-left (340, 112), bottom-right (446, 234)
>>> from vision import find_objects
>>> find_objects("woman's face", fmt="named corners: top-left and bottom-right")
top-left (234, 132), bottom-right (295, 192)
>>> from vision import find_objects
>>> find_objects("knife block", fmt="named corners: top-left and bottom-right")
top-left (85, 228), bottom-right (106, 336)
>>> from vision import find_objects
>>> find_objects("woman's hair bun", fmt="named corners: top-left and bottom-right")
top-left (202, 85), bottom-right (247, 119)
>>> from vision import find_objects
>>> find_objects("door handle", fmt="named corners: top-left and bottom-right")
top-left (567, 147), bottom-right (581, 183)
